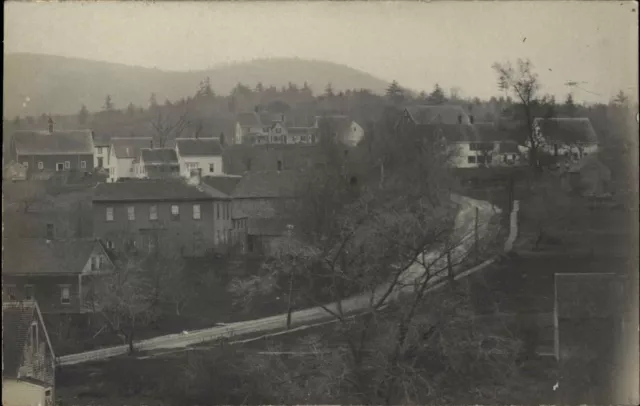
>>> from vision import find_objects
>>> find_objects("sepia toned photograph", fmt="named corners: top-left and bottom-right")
top-left (2, 1), bottom-right (638, 405)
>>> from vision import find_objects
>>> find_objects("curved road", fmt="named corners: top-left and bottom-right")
top-left (58, 195), bottom-right (500, 365)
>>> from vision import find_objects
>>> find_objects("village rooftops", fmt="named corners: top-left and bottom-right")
top-left (201, 175), bottom-right (243, 195)
top-left (404, 105), bottom-right (471, 125)
top-left (176, 138), bottom-right (223, 156)
top-left (2, 301), bottom-right (54, 378)
top-left (534, 117), bottom-right (599, 144)
top-left (140, 148), bottom-right (179, 164)
top-left (2, 238), bottom-right (111, 276)
top-left (232, 170), bottom-right (301, 199)
top-left (111, 137), bottom-right (153, 159)
top-left (12, 130), bottom-right (94, 155)
top-left (94, 179), bottom-right (229, 202)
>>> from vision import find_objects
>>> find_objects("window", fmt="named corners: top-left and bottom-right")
top-left (193, 204), bottom-right (201, 220)
top-left (22, 161), bottom-right (29, 168)
top-left (477, 156), bottom-right (487, 164)
top-left (127, 206), bottom-right (135, 221)
top-left (106, 207), bottom-right (114, 221)
top-left (90, 255), bottom-right (102, 271)
top-left (64, 161), bottom-right (70, 169)
top-left (105, 240), bottom-right (115, 250)
top-left (56, 163), bottom-right (64, 171)
top-left (216, 230), bottom-right (221, 244)
top-left (38, 161), bottom-right (44, 170)
top-left (149, 205), bottom-right (158, 220)
top-left (46, 223), bottom-right (54, 240)
top-left (80, 160), bottom-right (87, 169)
top-left (467, 156), bottom-right (477, 164)
top-left (209, 163), bottom-right (215, 173)
top-left (486, 156), bottom-right (492, 164)
top-left (25, 285), bottom-right (34, 300)
top-left (171, 205), bottom-right (180, 220)
top-left (97, 147), bottom-right (102, 155)
top-left (60, 286), bottom-right (70, 304)
top-left (216, 203), bottom-right (220, 220)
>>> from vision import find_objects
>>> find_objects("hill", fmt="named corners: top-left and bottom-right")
top-left (3, 53), bottom-right (390, 118)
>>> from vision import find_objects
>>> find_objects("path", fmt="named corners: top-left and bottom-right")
top-left (58, 195), bottom-right (503, 365)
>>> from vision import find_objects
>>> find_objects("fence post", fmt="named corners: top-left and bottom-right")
top-left (475, 206), bottom-right (480, 262)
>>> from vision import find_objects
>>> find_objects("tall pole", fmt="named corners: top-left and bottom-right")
top-left (286, 224), bottom-right (294, 329)
top-left (475, 206), bottom-right (480, 262)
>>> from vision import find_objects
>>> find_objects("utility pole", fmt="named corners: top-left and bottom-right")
top-left (286, 224), bottom-right (295, 329)
top-left (475, 206), bottom-right (480, 262)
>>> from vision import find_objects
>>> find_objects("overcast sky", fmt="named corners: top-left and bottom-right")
top-left (4, 1), bottom-right (638, 103)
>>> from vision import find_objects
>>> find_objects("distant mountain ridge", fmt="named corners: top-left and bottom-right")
top-left (3, 53), bottom-right (391, 118)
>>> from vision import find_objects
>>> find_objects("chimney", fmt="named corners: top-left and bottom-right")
top-left (457, 115), bottom-right (463, 125)
top-left (149, 140), bottom-right (153, 149)
top-left (281, 113), bottom-right (285, 122)
top-left (48, 116), bottom-right (54, 134)
top-left (470, 115), bottom-right (475, 124)
top-left (219, 132), bottom-right (225, 147)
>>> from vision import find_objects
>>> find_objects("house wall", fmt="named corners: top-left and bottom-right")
top-left (94, 145), bottom-right (110, 169)
top-left (449, 142), bottom-right (523, 169)
top-left (17, 154), bottom-right (94, 178)
top-left (107, 149), bottom-right (136, 182)
top-left (179, 155), bottom-right (224, 178)
top-left (93, 199), bottom-right (232, 256)
top-left (3, 274), bottom-right (82, 314)
top-left (2, 379), bottom-right (50, 406)
top-left (345, 121), bottom-right (365, 146)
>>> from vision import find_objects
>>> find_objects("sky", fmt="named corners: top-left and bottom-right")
top-left (4, 1), bottom-right (638, 104)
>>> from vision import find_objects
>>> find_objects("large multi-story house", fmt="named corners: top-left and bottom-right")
top-left (10, 120), bottom-right (94, 179)
top-left (107, 137), bottom-right (153, 182)
top-left (133, 148), bottom-right (181, 179)
top-left (532, 117), bottom-right (599, 162)
top-left (2, 238), bottom-right (115, 314)
top-left (92, 177), bottom-right (232, 257)
top-left (235, 112), bottom-right (316, 145)
top-left (2, 301), bottom-right (56, 406)
top-left (175, 138), bottom-right (224, 178)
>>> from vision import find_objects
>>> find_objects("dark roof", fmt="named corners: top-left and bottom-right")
top-left (2, 238), bottom-right (101, 275)
top-left (111, 137), bottom-right (153, 159)
top-left (555, 273), bottom-right (623, 319)
top-left (176, 138), bottom-right (223, 157)
top-left (94, 179), bottom-right (219, 202)
top-left (201, 175), bottom-right (243, 195)
top-left (248, 217), bottom-right (289, 236)
top-left (2, 301), bottom-right (37, 378)
top-left (409, 123), bottom-right (478, 143)
top-left (232, 170), bottom-right (300, 199)
top-left (13, 130), bottom-right (94, 155)
top-left (405, 105), bottom-right (471, 125)
top-left (141, 148), bottom-right (179, 164)
top-left (237, 112), bottom-right (262, 127)
top-left (93, 135), bottom-right (111, 147)
top-left (474, 122), bottom-right (515, 143)
top-left (534, 117), bottom-right (598, 144)
top-left (498, 142), bottom-right (521, 154)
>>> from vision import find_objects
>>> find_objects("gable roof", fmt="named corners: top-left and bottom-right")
top-left (534, 117), bottom-right (598, 144)
top-left (111, 137), bottom-right (153, 159)
top-left (2, 301), bottom-right (37, 378)
top-left (13, 130), bottom-right (94, 155)
top-left (176, 138), bottom-right (223, 157)
top-left (405, 105), bottom-right (471, 125)
top-left (140, 148), bottom-right (179, 165)
top-left (474, 122), bottom-right (516, 143)
top-left (237, 112), bottom-right (262, 127)
top-left (2, 238), bottom-right (105, 275)
top-left (555, 273), bottom-right (623, 319)
top-left (232, 170), bottom-right (300, 199)
top-left (201, 175), bottom-right (243, 195)
top-left (94, 179), bottom-right (222, 202)
top-left (408, 123), bottom-right (478, 143)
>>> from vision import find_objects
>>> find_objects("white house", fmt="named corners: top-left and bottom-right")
top-left (314, 115), bottom-right (364, 146)
top-left (133, 148), bottom-right (180, 179)
top-left (532, 117), bottom-right (599, 162)
top-left (107, 137), bottom-right (153, 182)
top-left (175, 138), bottom-right (224, 178)
top-left (235, 112), bottom-right (269, 145)
top-left (93, 135), bottom-right (111, 170)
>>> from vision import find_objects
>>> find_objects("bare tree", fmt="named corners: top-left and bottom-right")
top-left (492, 59), bottom-right (543, 170)
top-left (150, 109), bottom-right (189, 147)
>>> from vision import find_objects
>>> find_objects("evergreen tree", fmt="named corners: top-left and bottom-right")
top-left (197, 77), bottom-right (214, 98)
top-left (428, 84), bottom-right (446, 105)
top-left (103, 95), bottom-right (114, 111)
top-left (12, 115), bottom-right (21, 127)
top-left (149, 93), bottom-right (159, 110)
top-left (563, 93), bottom-right (577, 117)
top-left (126, 102), bottom-right (136, 117)
top-left (78, 105), bottom-right (89, 125)
top-left (324, 83), bottom-right (334, 98)
top-left (255, 82), bottom-right (264, 93)
top-left (386, 80), bottom-right (405, 104)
